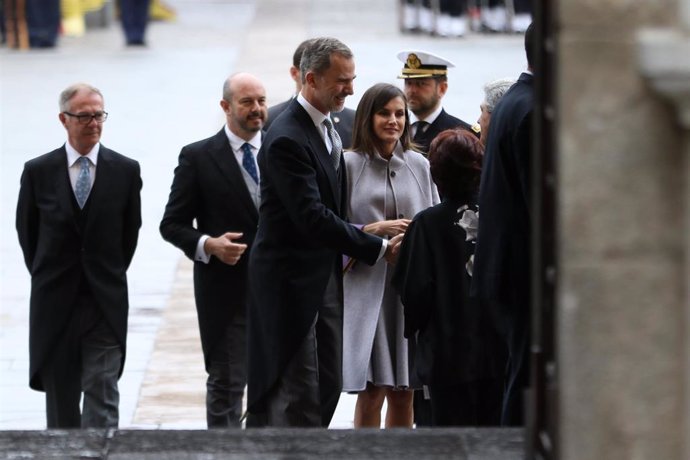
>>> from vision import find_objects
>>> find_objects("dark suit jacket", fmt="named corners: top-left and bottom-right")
top-left (16, 145), bottom-right (142, 391)
top-left (247, 99), bottom-right (382, 413)
top-left (266, 97), bottom-right (356, 149)
top-left (159, 129), bottom-right (259, 369)
top-left (473, 72), bottom-right (534, 308)
top-left (414, 108), bottom-right (475, 153)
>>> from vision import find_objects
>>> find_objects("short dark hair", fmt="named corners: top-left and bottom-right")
top-left (525, 22), bottom-right (535, 69)
top-left (292, 38), bottom-right (314, 68)
top-left (351, 83), bottom-right (412, 155)
top-left (299, 37), bottom-right (353, 84)
top-left (428, 129), bottom-right (483, 202)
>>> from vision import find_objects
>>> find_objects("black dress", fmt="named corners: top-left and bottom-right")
top-left (392, 198), bottom-right (505, 426)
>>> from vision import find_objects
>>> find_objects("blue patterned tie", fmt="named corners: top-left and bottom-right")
top-left (323, 118), bottom-right (342, 170)
top-left (241, 143), bottom-right (259, 184)
top-left (75, 156), bottom-right (91, 209)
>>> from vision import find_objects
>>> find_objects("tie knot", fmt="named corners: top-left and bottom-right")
top-left (79, 156), bottom-right (90, 167)
top-left (241, 143), bottom-right (252, 155)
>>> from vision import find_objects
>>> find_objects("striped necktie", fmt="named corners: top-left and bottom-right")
top-left (323, 118), bottom-right (342, 170)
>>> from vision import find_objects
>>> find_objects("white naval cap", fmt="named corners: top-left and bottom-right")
top-left (396, 50), bottom-right (455, 79)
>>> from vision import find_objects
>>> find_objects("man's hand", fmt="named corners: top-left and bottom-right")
top-left (204, 232), bottom-right (248, 265)
top-left (384, 233), bottom-right (404, 265)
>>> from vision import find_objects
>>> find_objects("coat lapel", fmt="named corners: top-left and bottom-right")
top-left (292, 102), bottom-right (341, 214)
top-left (83, 145), bottom-right (115, 233)
top-left (53, 147), bottom-right (80, 232)
top-left (208, 130), bottom-right (259, 220)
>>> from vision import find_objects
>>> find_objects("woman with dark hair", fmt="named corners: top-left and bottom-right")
top-left (342, 83), bottom-right (439, 428)
top-left (391, 128), bottom-right (505, 426)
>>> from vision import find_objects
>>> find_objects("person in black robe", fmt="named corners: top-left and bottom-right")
top-left (392, 128), bottom-right (505, 426)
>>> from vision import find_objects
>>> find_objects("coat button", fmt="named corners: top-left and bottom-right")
top-left (390, 171), bottom-right (396, 177)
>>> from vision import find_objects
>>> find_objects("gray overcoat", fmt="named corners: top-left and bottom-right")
top-left (342, 143), bottom-right (440, 392)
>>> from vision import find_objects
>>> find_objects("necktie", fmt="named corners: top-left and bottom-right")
top-left (75, 156), bottom-right (91, 209)
top-left (241, 143), bottom-right (259, 184)
top-left (323, 118), bottom-right (342, 170)
top-left (413, 121), bottom-right (429, 141)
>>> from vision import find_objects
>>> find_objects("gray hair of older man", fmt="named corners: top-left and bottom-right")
top-left (59, 83), bottom-right (104, 112)
top-left (299, 37), bottom-right (353, 84)
top-left (482, 78), bottom-right (515, 113)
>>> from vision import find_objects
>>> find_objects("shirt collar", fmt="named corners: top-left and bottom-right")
top-left (409, 104), bottom-right (443, 125)
top-left (65, 141), bottom-right (99, 166)
top-left (297, 93), bottom-right (329, 128)
top-left (224, 125), bottom-right (262, 152)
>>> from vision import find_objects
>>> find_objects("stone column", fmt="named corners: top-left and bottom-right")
top-left (558, 0), bottom-right (688, 459)
top-left (638, 22), bottom-right (690, 460)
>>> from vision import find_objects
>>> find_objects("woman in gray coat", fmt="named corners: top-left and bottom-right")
top-left (342, 83), bottom-right (440, 428)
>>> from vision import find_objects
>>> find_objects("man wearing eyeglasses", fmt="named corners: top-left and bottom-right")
top-left (16, 82), bottom-right (142, 429)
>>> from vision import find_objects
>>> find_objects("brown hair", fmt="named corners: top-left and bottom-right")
top-left (351, 83), bottom-right (413, 155)
top-left (428, 128), bottom-right (483, 202)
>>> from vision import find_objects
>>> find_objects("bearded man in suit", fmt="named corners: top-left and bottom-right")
top-left (160, 72), bottom-right (266, 428)
top-left (397, 50), bottom-right (478, 155)
top-left (246, 37), bottom-right (400, 428)
top-left (265, 38), bottom-right (356, 149)
top-left (16, 82), bottom-right (142, 428)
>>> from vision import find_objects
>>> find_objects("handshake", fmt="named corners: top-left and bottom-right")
top-left (384, 233), bottom-right (404, 265)
top-left (361, 218), bottom-right (411, 266)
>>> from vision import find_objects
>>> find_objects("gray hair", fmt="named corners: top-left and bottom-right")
top-left (482, 78), bottom-right (514, 113)
top-left (59, 83), bottom-right (103, 112)
top-left (299, 37), bottom-right (353, 84)
top-left (222, 75), bottom-right (233, 101)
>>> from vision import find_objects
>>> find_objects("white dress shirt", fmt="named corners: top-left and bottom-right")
top-left (65, 141), bottom-right (99, 200)
top-left (409, 104), bottom-right (443, 138)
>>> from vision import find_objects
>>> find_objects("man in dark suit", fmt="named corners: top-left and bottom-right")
top-left (265, 38), bottom-right (356, 149)
top-left (246, 37), bottom-right (400, 428)
top-left (160, 72), bottom-right (266, 428)
top-left (16, 83), bottom-right (142, 428)
top-left (397, 50), bottom-right (478, 155)
top-left (473, 22), bottom-right (535, 426)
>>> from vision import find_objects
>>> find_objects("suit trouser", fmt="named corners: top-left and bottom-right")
top-left (264, 268), bottom-right (343, 427)
top-left (40, 294), bottom-right (122, 428)
top-left (488, 0), bottom-right (532, 14)
top-left (25, 0), bottom-right (60, 47)
top-left (119, 0), bottom-right (150, 43)
top-left (488, 299), bottom-right (530, 426)
top-left (429, 378), bottom-right (503, 426)
top-left (501, 312), bottom-right (529, 426)
top-left (205, 314), bottom-right (247, 428)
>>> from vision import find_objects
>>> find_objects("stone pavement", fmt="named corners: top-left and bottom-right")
top-left (0, 0), bottom-right (525, 431)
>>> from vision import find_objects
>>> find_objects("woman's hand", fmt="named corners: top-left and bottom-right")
top-left (363, 219), bottom-right (411, 238)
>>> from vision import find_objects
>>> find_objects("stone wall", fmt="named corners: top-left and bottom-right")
top-left (558, 0), bottom-right (688, 459)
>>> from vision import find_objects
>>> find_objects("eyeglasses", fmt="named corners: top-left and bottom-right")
top-left (63, 111), bottom-right (108, 124)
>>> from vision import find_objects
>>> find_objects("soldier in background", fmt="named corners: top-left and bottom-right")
top-left (397, 50), bottom-right (477, 155)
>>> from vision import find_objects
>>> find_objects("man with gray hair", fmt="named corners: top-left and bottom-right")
top-left (16, 83), bottom-right (142, 428)
top-left (477, 78), bottom-right (515, 147)
top-left (246, 37), bottom-right (399, 428)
